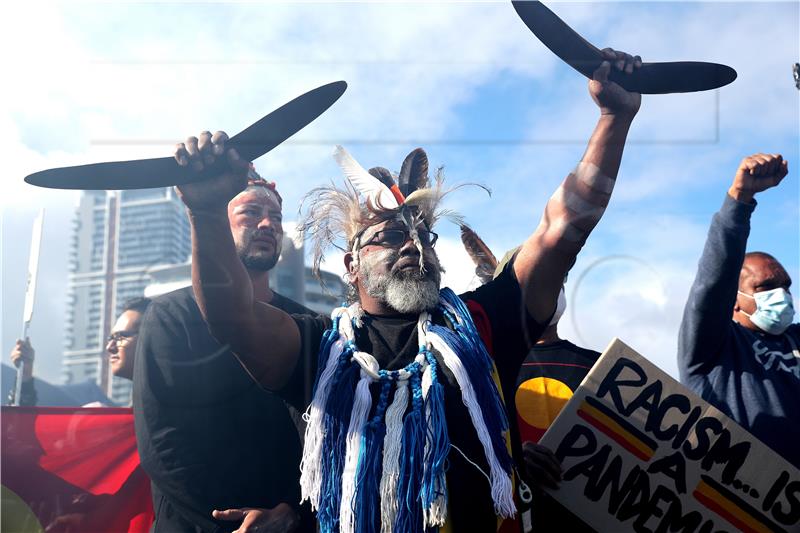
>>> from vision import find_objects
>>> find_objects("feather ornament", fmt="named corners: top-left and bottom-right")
top-left (334, 146), bottom-right (398, 210)
top-left (398, 148), bottom-right (429, 196)
top-left (369, 166), bottom-right (406, 205)
top-left (297, 180), bottom-right (364, 276)
top-left (460, 225), bottom-right (498, 284)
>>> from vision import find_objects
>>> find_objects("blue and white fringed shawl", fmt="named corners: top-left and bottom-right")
top-left (299, 288), bottom-right (516, 533)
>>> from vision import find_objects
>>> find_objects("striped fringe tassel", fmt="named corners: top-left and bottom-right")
top-left (438, 289), bottom-right (513, 474)
top-left (441, 290), bottom-right (509, 442)
top-left (430, 320), bottom-right (512, 476)
top-left (300, 316), bottom-right (344, 510)
top-left (379, 379), bottom-right (409, 533)
top-left (427, 330), bottom-right (516, 518)
top-left (394, 365), bottom-right (426, 533)
top-left (317, 340), bottom-right (359, 532)
top-left (354, 376), bottom-right (393, 532)
top-left (339, 353), bottom-right (378, 533)
top-left (420, 350), bottom-right (449, 527)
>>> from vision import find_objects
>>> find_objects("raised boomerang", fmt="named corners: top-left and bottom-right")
top-left (25, 81), bottom-right (348, 190)
top-left (512, 1), bottom-right (737, 94)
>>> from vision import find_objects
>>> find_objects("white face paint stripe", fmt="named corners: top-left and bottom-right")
top-left (548, 217), bottom-right (587, 243)
top-left (549, 186), bottom-right (606, 225)
top-left (540, 161), bottom-right (616, 247)
top-left (574, 161), bottom-right (615, 194)
top-left (232, 185), bottom-right (276, 203)
top-left (563, 188), bottom-right (606, 219)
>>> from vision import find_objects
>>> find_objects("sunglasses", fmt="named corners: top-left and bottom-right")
top-left (107, 331), bottom-right (138, 344)
top-left (360, 228), bottom-right (438, 248)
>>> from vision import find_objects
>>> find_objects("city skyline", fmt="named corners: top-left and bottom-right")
top-left (62, 187), bottom-right (191, 404)
top-left (2, 1), bottom-right (797, 386)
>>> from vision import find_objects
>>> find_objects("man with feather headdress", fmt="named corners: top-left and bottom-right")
top-left (174, 48), bottom-right (642, 532)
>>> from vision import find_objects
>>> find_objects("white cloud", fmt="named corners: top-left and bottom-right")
top-left (1, 1), bottom-right (797, 386)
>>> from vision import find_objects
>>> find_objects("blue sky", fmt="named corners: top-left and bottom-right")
top-left (1, 1), bottom-right (798, 383)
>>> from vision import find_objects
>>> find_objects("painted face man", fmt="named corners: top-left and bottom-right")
top-left (175, 47), bottom-right (645, 532)
top-left (346, 216), bottom-right (443, 315)
top-left (228, 169), bottom-right (284, 273)
top-left (134, 160), bottom-right (315, 532)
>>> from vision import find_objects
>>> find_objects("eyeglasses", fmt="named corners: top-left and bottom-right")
top-left (107, 331), bottom-right (138, 344)
top-left (361, 228), bottom-right (438, 248)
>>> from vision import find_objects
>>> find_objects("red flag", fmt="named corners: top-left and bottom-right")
top-left (1, 406), bottom-right (153, 532)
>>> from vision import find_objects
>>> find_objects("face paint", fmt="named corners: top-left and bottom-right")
top-left (358, 244), bottom-right (442, 314)
top-left (229, 188), bottom-right (283, 272)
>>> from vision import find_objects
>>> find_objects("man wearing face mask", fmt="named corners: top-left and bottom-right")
top-left (678, 152), bottom-right (798, 468)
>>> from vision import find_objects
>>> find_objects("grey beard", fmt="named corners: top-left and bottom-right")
top-left (360, 249), bottom-right (441, 314)
top-left (382, 274), bottom-right (440, 313)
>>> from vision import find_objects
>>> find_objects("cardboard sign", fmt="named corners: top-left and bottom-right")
top-left (539, 338), bottom-right (800, 533)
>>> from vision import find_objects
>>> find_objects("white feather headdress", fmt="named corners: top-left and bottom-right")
top-left (297, 146), bottom-right (488, 276)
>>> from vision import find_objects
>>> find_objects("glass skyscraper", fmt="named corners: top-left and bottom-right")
top-left (61, 188), bottom-right (190, 404)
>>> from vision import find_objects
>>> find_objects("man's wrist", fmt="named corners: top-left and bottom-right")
top-left (598, 110), bottom-right (636, 125)
top-left (727, 187), bottom-right (755, 204)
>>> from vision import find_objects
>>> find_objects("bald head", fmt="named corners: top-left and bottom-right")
top-left (739, 253), bottom-right (791, 291)
top-left (734, 252), bottom-right (793, 333)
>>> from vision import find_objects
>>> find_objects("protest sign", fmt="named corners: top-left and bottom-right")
top-left (540, 338), bottom-right (800, 533)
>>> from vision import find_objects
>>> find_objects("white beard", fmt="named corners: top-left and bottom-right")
top-left (359, 248), bottom-right (441, 314)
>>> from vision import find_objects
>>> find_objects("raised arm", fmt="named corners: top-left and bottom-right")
top-left (514, 49), bottom-right (642, 324)
top-left (678, 154), bottom-right (788, 379)
top-left (174, 131), bottom-right (301, 390)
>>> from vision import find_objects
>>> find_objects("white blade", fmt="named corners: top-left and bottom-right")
top-left (22, 209), bottom-right (44, 326)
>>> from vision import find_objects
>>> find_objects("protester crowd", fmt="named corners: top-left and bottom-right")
top-left (4, 44), bottom-right (796, 533)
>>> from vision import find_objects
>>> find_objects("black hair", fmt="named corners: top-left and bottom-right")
top-left (121, 297), bottom-right (151, 315)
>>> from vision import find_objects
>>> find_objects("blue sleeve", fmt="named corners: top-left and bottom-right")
top-left (678, 194), bottom-right (756, 383)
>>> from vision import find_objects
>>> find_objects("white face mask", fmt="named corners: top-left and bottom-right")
top-left (738, 287), bottom-right (795, 335)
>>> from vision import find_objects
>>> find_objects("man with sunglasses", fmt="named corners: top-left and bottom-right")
top-left (6, 297), bottom-right (149, 406)
top-left (173, 47), bottom-right (643, 532)
top-left (105, 297), bottom-right (151, 381)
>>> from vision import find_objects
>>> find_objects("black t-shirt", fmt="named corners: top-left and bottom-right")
top-left (285, 261), bottom-right (545, 531)
top-left (134, 287), bottom-right (314, 533)
top-left (515, 339), bottom-right (601, 532)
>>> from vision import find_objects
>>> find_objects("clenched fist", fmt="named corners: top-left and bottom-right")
top-left (173, 130), bottom-right (250, 213)
top-left (589, 48), bottom-right (642, 119)
top-left (728, 153), bottom-right (788, 204)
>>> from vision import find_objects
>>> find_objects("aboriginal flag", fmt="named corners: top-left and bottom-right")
top-left (1, 407), bottom-right (153, 533)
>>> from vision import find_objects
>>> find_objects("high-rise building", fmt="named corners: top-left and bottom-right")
top-left (62, 188), bottom-right (190, 405)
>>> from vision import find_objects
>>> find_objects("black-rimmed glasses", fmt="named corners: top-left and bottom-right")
top-left (107, 331), bottom-right (137, 344)
top-left (361, 229), bottom-right (438, 248)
